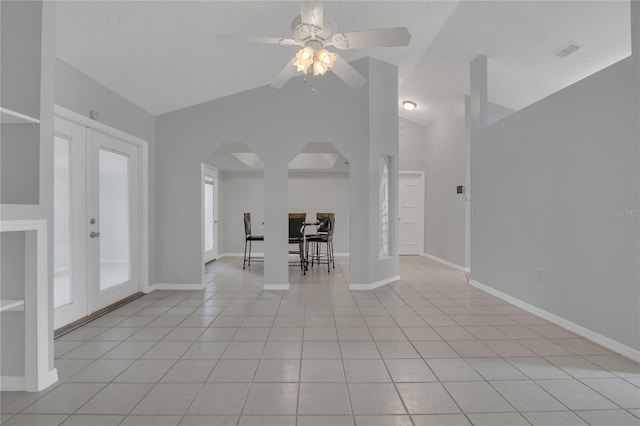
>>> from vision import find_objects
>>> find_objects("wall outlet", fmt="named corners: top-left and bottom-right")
top-left (536, 267), bottom-right (543, 282)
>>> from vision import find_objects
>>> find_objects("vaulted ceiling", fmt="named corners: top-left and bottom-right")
top-left (57, 1), bottom-right (631, 126)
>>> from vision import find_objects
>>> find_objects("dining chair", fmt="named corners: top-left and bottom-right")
top-left (243, 213), bottom-right (264, 269)
top-left (288, 213), bottom-right (307, 273)
top-left (306, 213), bottom-right (335, 272)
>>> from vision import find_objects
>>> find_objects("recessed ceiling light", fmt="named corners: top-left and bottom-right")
top-left (402, 100), bottom-right (417, 111)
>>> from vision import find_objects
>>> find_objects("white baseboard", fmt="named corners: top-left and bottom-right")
top-left (350, 275), bottom-right (400, 291)
top-left (470, 279), bottom-right (640, 363)
top-left (148, 283), bottom-right (207, 292)
top-left (263, 284), bottom-right (290, 290)
top-left (37, 368), bottom-right (59, 392)
top-left (422, 252), bottom-right (470, 272)
top-left (220, 253), bottom-right (349, 258)
top-left (219, 253), bottom-right (264, 258)
top-left (0, 376), bottom-right (25, 391)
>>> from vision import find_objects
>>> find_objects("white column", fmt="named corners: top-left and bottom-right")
top-left (470, 55), bottom-right (488, 135)
top-left (464, 96), bottom-right (471, 271)
top-left (468, 55), bottom-right (488, 275)
top-left (262, 158), bottom-right (289, 290)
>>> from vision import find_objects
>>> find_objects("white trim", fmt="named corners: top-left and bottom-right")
top-left (0, 368), bottom-right (57, 392)
top-left (0, 376), bottom-right (25, 391)
top-left (37, 368), bottom-right (59, 392)
top-left (0, 220), bottom-right (58, 391)
top-left (147, 283), bottom-right (207, 292)
top-left (349, 275), bottom-right (400, 291)
top-left (219, 252), bottom-right (349, 259)
top-left (220, 252), bottom-right (264, 258)
top-left (263, 284), bottom-right (290, 290)
top-left (54, 105), bottom-right (150, 295)
top-left (55, 106), bottom-right (147, 146)
top-left (0, 107), bottom-right (40, 124)
top-left (0, 299), bottom-right (25, 312)
top-left (470, 279), bottom-right (640, 363)
top-left (422, 252), bottom-right (470, 272)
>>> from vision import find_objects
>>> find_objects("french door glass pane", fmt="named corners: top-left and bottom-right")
top-left (204, 180), bottom-right (214, 251)
top-left (54, 136), bottom-right (72, 307)
top-left (99, 149), bottom-right (130, 290)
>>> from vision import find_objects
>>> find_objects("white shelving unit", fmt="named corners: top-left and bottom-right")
top-left (0, 220), bottom-right (58, 391)
top-left (0, 107), bottom-right (41, 125)
top-left (0, 299), bottom-right (25, 312)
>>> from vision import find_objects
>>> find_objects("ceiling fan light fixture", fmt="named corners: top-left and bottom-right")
top-left (313, 59), bottom-right (328, 76)
top-left (293, 47), bottom-right (315, 74)
top-left (402, 100), bottom-right (417, 111)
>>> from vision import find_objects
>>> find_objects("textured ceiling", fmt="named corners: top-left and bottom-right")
top-left (57, 1), bottom-right (631, 127)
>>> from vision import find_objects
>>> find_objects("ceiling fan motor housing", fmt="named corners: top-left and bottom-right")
top-left (291, 15), bottom-right (337, 45)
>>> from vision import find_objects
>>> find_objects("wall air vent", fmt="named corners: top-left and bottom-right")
top-left (555, 43), bottom-right (581, 58)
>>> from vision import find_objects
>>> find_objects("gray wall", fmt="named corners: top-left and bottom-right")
top-left (399, 118), bottom-right (427, 172)
top-left (472, 56), bottom-right (640, 351)
top-left (55, 59), bottom-right (157, 284)
top-left (0, 1), bottom-right (42, 119)
top-left (156, 58), bottom-right (399, 287)
top-left (1, 124), bottom-right (40, 204)
top-left (424, 98), bottom-right (467, 267)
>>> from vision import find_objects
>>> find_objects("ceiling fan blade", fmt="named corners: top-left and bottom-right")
top-left (300, 2), bottom-right (323, 29)
top-left (331, 57), bottom-right (366, 89)
top-left (215, 34), bottom-right (298, 46)
top-left (271, 60), bottom-right (301, 89)
top-left (331, 27), bottom-right (411, 49)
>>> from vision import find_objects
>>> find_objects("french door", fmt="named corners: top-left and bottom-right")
top-left (203, 165), bottom-right (219, 263)
top-left (54, 118), bottom-right (141, 328)
top-left (87, 129), bottom-right (139, 312)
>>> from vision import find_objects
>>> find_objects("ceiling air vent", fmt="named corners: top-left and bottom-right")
top-left (555, 43), bottom-right (581, 58)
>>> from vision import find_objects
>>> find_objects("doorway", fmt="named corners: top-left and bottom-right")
top-left (202, 164), bottom-right (219, 263)
top-left (399, 171), bottom-right (425, 255)
top-left (54, 115), bottom-right (146, 328)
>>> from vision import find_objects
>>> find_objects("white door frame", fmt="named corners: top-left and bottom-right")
top-left (55, 106), bottom-right (150, 296)
top-left (202, 164), bottom-right (219, 263)
top-left (53, 118), bottom-right (88, 328)
top-left (399, 171), bottom-right (425, 255)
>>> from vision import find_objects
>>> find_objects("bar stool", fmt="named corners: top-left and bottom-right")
top-left (306, 213), bottom-right (335, 272)
top-left (243, 213), bottom-right (263, 269)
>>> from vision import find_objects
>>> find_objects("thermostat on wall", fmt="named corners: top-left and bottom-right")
top-left (456, 185), bottom-right (464, 195)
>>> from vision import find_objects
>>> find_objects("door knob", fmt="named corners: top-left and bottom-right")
top-left (90, 231), bottom-right (100, 238)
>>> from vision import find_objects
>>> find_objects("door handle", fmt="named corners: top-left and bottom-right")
top-left (90, 231), bottom-right (100, 238)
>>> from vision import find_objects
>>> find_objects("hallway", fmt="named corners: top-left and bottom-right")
top-left (2, 257), bottom-right (639, 426)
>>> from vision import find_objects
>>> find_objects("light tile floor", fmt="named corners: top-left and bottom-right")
top-left (2, 256), bottom-right (640, 426)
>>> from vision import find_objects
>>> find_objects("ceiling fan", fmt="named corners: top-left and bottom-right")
top-left (216, 2), bottom-right (411, 89)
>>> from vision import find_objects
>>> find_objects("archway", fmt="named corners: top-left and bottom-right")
top-left (287, 142), bottom-right (351, 284)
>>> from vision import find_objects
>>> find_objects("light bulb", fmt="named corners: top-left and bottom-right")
top-left (316, 49), bottom-right (336, 69)
top-left (402, 100), bottom-right (417, 111)
top-left (293, 47), bottom-right (315, 74)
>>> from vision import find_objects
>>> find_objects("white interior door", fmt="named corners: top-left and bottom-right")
top-left (203, 165), bottom-right (219, 263)
top-left (87, 129), bottom-right (140, 312)
top-left (399, 172), bottom-right (425, 255)
top-left (53, 118), bottom-right (87, 328)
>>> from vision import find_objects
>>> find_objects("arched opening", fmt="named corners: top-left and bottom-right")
top-left (203, 141), bottom-right (266, 281)
top-left (287, 142), bottom-right (351, 286)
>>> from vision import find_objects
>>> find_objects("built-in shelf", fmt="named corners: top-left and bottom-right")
top-left (0, 299), bottom-right (25, 312)
top-left (0, 107), bottom-right (40, 125)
